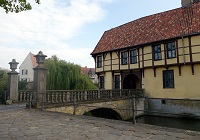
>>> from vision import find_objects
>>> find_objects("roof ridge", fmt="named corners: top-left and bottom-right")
top-left (106, 6), bottom-right (183, 33)
top-left (91, 2), bottom-right (200, 55)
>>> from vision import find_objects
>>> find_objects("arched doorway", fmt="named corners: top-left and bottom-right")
top-left (123, 74), bottom-right (140, 89)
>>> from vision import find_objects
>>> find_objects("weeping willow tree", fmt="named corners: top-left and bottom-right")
top-left (44, 55), bottom-right (98, 90)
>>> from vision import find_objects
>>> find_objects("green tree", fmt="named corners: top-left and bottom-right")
top-left (44, 55), bottom-right (98, 90)
top-left (18, 80), bottom-right (27, 90)
top-left (0, 68), bottom-right (8, 96)
top-left (0, 0), bottom-right (40, 13)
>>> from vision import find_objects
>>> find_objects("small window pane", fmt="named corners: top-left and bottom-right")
top-left (167, 42), bottom-right (176, 58)
top-left (115, 75), bottom-right (120, 89)
top-left (130, 50), bottom-right (137, 64)
top-left (22, 69), bottom-right (28, 75)
top-left (97, 56), bottom-right (102, 68)
top-left (121, 52), bottom-right (128, 65)
top-left (153, 45), bottom-right (162, 60)
top-left (163, 70), bottom-right (174, 88)
top-left (100, 76), bottom-right (104, 89)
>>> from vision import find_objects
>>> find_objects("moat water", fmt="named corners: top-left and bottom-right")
top-left (136, 115), bottom-right (200, 132)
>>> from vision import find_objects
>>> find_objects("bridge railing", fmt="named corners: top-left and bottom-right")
top-left (45, 89), bottom-right (144, 104)
top-left (14, 89), bottom-right (144, 109)
top-left (18, 90), bottom-right (34, 102)
top-left (17, 90), bottom-right (34, 109)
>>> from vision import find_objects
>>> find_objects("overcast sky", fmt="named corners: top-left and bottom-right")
top-left (0, 0), bottom-right (180, 70)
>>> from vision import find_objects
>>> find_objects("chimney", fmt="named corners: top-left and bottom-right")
top-left (182, 0), bottom-right (200, 7)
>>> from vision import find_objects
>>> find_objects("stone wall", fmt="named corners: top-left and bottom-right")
top-left (146, 99), bottom-right (200, 118)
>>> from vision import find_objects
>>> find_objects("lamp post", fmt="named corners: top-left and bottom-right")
top-left (33, 51), bottom-right (47, 108)
top-left (7, 59), bottom-right (19, 103)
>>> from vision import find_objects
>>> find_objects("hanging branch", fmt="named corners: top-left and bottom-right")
top-left (0, 0), bottom-right (40, 13)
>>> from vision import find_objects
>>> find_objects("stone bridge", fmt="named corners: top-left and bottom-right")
top-left (20, 89), bottom-right (143, 121)
top-left (45, 98), bottom-right (145, 120)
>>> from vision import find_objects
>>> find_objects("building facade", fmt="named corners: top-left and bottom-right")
top-left (91, 1), bottom-right (200, 99)
top-left (19, 52), bottom-right (37, 82)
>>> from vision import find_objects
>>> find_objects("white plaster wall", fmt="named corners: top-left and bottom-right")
top-left (19, 53), bottom-right (35, 82)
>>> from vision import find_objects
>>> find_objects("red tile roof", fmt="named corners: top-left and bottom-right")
top-left (91, 2), bottom-right (200, 55)
top-left (81, 67), bottom-right (90, 75)
top-left (31, 53), bottom-right (38, 68)
top-left (81, 67), bottom-right (95, 75)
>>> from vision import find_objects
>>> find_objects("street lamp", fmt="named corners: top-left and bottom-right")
top-left (34, 51), bottom-right (47, 67)
top-left (9, 59), bottom-right (19, 72)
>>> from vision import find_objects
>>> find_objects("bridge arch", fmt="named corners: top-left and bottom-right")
top-left (83, 108), bottom-right (122, 120)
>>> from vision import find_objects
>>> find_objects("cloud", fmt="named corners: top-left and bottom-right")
top-left (0, 0), bottom-right (113, 69)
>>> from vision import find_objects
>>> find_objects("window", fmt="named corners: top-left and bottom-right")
top-left (22, 69), bottom-right (28, 75)
top-left (166, 42), bottom-right (176, 58)
top-left (121, 51), bottom-right (128, 65)
top-left (97, 56), bottom-right (102, 68)
top-left (21, 78), bottom-right (28, 82)
top-left (161, 99), bottom-right (166, 105)
top-left (114, 75), bottom-right (120, 89)
top-left (130, 50), bottom-right (137, 64)
top-left (99, 76), bottom-right (104, 89)
top-left (194, 0), bottom-right (200, 2)
top-left (163, 70), bottom-right (174, 88)
top-left (153, 45), bottom-right (162, 60)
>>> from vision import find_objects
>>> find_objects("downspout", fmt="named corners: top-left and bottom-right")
top-left (182, 36), bottom-right (186, 65)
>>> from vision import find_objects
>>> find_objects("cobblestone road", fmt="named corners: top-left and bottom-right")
top-left (0, 104), bottom-right (200, 140)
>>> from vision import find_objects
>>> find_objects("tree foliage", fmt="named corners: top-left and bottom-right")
top-left (18, 80), bottom-right (27, 90)
top-left (0, 0), bottom-right (40, 13)
top-left (44, 55), bottom-right (98, 90)
top-left (0, 68), bottom-right (8, 95)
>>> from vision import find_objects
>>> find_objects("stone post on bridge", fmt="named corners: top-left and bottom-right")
top-left (7, 59), bottom-right (19, 103)
top-left (32, 51), bottom-right (47, 108)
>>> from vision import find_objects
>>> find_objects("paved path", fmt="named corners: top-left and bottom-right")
top-left (0, 104), bottom-right (200, 140)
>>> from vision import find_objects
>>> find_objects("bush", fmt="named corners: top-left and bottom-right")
top-left (18, 81), bottom-right (28, 90)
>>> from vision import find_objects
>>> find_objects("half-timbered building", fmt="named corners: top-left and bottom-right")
top-left (91, 0), bottom-right (200, 99)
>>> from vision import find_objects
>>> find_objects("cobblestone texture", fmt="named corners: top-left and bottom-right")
top-left (0, 104), bottom-right (200, 140)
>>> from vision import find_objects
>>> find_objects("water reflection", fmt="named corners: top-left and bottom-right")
top-left (136, 115), bottom-right (200, 131)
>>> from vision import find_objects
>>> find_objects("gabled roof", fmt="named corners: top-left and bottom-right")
top-left (31, 53), bottom-right (38, 68)
top-left (19, 52), bottom-right (38, 69)
top-left (91, 2), bottom-right (200, 55)
top-left (81, 67), bottom-right (95, 75)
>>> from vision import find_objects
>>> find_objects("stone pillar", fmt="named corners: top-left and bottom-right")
top-left (7, 59), bottom-right (19, 103)
top-left (32, 51), bottom-right (47, 108)
top-left (33, 67), bottom-right (47, 108)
